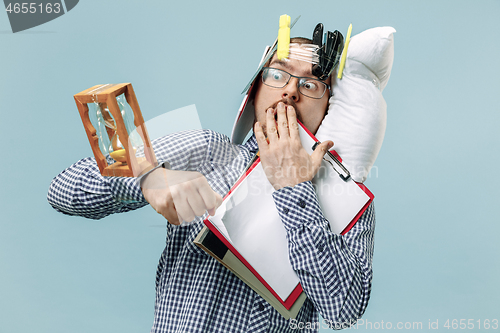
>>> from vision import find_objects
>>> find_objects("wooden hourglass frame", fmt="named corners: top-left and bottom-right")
top-left (74, 83), bottom-right (157, 177)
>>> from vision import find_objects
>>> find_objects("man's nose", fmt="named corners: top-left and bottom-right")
top-left (282, 77), bottom-right (300, 102)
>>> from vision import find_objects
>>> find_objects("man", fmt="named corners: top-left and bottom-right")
top-left (48, 37), bottom-right (375, 332)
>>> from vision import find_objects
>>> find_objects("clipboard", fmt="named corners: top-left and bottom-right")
top-left (196, 122), bottom-right (374, 317)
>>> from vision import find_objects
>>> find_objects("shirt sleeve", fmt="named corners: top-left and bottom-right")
top-left (47, 157), bottom-right (148, 219)
top-left (47, 129), bottom-right (216, 220)
top-left (272, 181), bottom-right (375, 327)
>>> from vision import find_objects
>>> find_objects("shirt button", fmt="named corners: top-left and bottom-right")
top-left (317, 244), bottom-right (324, 252)
top-left (298, 199), bottom-right (306, 208)
top-left (258, 303), bottom-right (265, 311)
top-left (283, 207), bottom-right (289, 215)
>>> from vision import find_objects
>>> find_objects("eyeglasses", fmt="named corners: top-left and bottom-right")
top-left (261, 67), bottom-right (330, 99)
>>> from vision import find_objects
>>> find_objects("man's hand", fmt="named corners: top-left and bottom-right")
top-left (141, 168), bottom-right (223, 225)
top-left (254, 102), bottom-right (333, 190)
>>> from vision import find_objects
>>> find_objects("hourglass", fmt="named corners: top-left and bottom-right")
top-left (74, 83), bottom-right (157, 177)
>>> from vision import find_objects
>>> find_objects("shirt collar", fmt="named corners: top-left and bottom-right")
top-left (243, 134), bottom-right (259, 154)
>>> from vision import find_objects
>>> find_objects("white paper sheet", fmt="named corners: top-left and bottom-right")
top-left (207, 124), bottom-right (372, 301)
top-left (208, 162), bottom-right (299, 301)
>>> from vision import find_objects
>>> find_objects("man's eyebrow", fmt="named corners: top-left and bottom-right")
top-left (269, 59), bottom-right (313, 76)
top-left (269, 59), bottom-right (292, 70)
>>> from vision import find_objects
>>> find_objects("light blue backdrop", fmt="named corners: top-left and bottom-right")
top-left (1, 1), bottom-right (499, 332)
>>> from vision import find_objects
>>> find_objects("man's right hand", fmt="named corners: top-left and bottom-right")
top-left (140, 168), bottom-right (223, 225)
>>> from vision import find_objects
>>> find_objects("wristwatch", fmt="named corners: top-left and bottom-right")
top-left (135, 161), bottom-right (171, 188)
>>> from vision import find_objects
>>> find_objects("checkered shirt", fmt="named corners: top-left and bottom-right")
top-left (48, 129), bottom-right (375, 332)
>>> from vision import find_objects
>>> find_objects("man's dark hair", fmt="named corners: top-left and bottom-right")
top-left (289, 37), bottom-right (313, 45)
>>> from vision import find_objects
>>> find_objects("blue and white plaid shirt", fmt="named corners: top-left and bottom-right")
top-left (48, 129), bottom-right (375, 332)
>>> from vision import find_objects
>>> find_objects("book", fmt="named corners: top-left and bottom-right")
top-left (193, 226), bottom-right (307, 320)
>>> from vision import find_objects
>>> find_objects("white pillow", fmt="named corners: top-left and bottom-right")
top-left (315, 26), bottom-right (396, 183)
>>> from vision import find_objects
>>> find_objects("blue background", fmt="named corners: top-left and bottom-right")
top-left (1, 1), bottom-right (499, 332)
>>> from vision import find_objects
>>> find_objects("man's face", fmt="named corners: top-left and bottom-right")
top-left (253, 53), bottom-right (330, 136)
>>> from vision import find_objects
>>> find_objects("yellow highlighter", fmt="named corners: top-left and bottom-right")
top-left (337, 23), bottom-right (352, 79)
top-left (277, 14), bottom-right (291, 60)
